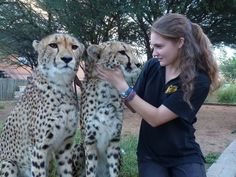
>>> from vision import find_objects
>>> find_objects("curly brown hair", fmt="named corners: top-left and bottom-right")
top-left (151, 13), bottom-right (220, 107)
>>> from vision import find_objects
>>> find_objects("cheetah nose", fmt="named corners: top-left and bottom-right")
top-left (61, 57), bottom-right (72, 64)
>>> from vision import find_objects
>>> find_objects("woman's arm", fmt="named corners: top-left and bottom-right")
top-left (126, 93), bottom-right (177, 127)
top-left (96, 65), bottom-right (178, 127)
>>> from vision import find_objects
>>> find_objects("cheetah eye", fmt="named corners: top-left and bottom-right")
top-left (49, 43), bottom-right (58, 49)
top-left (118, 50), bottom-right (126, 55)
top-left (72, 45), bottom-right (78, 50)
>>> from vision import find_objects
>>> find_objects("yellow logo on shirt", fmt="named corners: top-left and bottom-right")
top-left (165, 85), bottom-right (178, 94)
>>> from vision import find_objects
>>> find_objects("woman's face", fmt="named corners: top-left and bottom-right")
top-left (150, 32), bottom-right (183, 68)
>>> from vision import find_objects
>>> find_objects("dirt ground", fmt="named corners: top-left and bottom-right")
top-left (122, 104), bottom-right (236, 156)
top-left (1, 101), bottom-right (236, 156)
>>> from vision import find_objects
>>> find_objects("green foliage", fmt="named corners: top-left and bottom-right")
top-left (220, 56), bottom-right (236, 82)
top-left (205, 152), bottom-right (220, 165)
top-left (216, 84), bottom-right (236, 103)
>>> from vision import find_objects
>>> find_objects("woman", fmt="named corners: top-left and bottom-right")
top-left (96, 13), bottom-right (220, 177)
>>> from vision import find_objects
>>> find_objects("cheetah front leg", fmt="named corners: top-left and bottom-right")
top-left (84, 143), bottom-right (98, 177)
top-left (107, 141), bottom-right (121, 177)
top-left (70, 143), bottom-right (86, 177)
top-left (31, 146), bottom-right (49, 177)
top-left (0, 160), bottom-right (18, 177)
top-left (56, 140), bottom-right (74, 177)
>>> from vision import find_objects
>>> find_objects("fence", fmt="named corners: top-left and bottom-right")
top-left (0, 78), bottom-right (28, 100)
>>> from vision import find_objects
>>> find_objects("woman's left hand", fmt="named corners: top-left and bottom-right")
top-left (96, 65), bottom-right (129, 92)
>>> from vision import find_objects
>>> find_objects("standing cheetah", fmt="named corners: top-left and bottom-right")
top-left (0, 33), bottom-right (84, 177)
top-left (71, 41), bottom-right (141, 177)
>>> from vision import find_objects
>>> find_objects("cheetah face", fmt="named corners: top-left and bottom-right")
top-left (86, 41), bottom-right (141, 82)
top-left (33, 33), bottom-right (84, 82)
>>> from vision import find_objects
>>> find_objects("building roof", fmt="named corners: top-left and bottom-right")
top-left (0, 64), bottom-right (32, 80)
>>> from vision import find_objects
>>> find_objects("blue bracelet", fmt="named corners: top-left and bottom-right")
top-left (120, 86), bottom-right (133, 99)
top-left (125, 89), bottom-right (136, 102)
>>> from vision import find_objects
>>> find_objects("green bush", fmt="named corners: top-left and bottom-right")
top-left (216, 84), bottom-right (236, 103)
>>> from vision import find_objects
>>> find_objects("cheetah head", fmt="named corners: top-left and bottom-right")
top-left (86, 41), bottom-right (141, 84)
top-left (33, 33), bottom-right (84, 84)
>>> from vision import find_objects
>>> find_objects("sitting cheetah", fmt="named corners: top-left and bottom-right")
top-left (0, 33), bottom-right (84, 177)
top-left (72, 41), bottom-right (141, 177)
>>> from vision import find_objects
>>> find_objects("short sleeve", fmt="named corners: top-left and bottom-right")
top-left (163, 73), bottom-right (210, 123)
top-left (134, 58), bottom-right (161, 98)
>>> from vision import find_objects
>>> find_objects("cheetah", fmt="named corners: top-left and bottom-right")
top-left (72, 41), bottom-right (141, 177)
top-left (0, 33), bottom-right (84, 177)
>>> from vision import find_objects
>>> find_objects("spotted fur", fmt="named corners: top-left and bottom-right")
top-left (72, 41), bottom-right (141, 177)
top-left (0, 33), bottom-right (84, 177)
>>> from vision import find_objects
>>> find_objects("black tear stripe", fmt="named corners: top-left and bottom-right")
top-left (41, 49), bottom-right (47, 60)
top-left (121, 43), bottom-right (131, 62)
top-left (52, 35), bottom-right (59, 66)
top-left (53, 47), bottom-right (59, 66)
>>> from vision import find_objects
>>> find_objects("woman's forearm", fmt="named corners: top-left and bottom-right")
top-left (125, 94), bottom-right (177, 127)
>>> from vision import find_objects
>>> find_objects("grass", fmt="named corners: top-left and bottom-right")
top-left (0, 121), bottom-right (3, 133)
top-left (205, 152), bottom-right (220, 165)
top-left (120, 136), bottom-right (138, 177)
top-left (204, 152), bottom-right (220, 169)
top-left (0, 101), bottom-right (5, 109)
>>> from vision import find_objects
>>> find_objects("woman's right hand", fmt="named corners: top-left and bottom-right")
top-left (96, 64), bottom-right (129, 93)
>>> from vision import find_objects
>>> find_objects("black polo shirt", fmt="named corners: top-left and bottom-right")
top-left (134, 58), bottom-right (210, 167)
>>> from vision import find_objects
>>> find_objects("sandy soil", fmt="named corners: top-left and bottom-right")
top-left (1, 101), bottom-right (236, 156)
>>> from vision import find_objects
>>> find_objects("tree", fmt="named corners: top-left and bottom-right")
top-left (126, 0), bottom-right (236, 59)
top-left (0, 0), bottom-right (235, 67)
top-left (0, 0), bottom-right (60, 68)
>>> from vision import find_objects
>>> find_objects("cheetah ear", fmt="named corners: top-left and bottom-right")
top-left (86, 45), bottom-right (102, 60)
top-left (32, 40), bottom-right (39, 52)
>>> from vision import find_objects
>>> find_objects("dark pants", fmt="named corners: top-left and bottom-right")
top-left (138, 159), bottom-right (206, 177)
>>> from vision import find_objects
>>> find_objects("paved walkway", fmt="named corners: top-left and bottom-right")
top-left (207, 139), bottom-right (236, 177)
